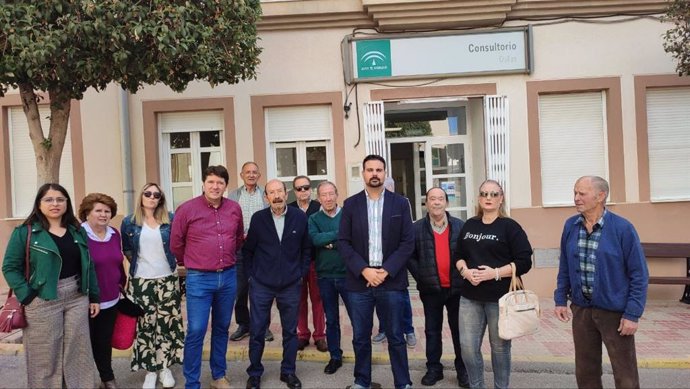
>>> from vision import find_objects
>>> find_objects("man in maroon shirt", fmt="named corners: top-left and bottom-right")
top-left (171, 165), bottom-right (244, 389)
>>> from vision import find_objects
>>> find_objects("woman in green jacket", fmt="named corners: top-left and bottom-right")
top-left (2, 183), bottom-right (100, 388)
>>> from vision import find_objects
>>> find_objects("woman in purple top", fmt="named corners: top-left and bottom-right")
top-left (78, 193), bottom-right (126, 389)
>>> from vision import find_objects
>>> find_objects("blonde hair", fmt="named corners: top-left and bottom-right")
top-left (132, 183), bottom-right (170, 226)
top-left (475, 179), bottom-right (508, 218)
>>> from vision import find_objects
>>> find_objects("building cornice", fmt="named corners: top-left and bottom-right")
top-left (258, 0), bottom-right (669, 31)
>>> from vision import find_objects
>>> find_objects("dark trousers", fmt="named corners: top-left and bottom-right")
top-left (89, 304), bottom-right (118, 382)
top-left (571, 304), bottom-right (640, 389)
top-left (349, 288), bottom-right (411, 389)
top-left (420, 288), bottom-right (467, 379)
top-left (247, 279), bottom-right (301, 377)
top-left (317, 277), bottom-right (351, 360)
top-left (235, 255), bottom-right (250, 328)
top-left (375, 288), bottom-right (414, 334)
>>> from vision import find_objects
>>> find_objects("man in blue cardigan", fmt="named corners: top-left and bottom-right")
top-left (554, 176), bottom-right (648, 389)
top-left (243, 179), bottom-right (312, 389)
top-left (338, 155), bottom-right (415, 389)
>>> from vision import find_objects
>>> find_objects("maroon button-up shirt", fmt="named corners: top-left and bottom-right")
top-left (171, 195), bottom-right (244, 271)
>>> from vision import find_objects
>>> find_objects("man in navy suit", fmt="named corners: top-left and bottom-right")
top-left (243, 179), bottom-right (311, 389)
top-left (338, 155), bottom-right (415, 389)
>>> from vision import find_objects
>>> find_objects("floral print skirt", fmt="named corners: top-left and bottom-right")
top-left (127, 273), bottom-right (185, 372)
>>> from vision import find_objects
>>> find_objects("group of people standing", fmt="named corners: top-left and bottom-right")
top-left (2, 154), bottom-right (648, 389)
top-left (2, 182), bottom-right (183, 389)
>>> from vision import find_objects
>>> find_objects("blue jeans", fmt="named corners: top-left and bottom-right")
top-left (247, 279), bottom-right (301, 377)
top-left (317, 277), bottom-right (350, 360)
top-left (375, 288), bottom-right (414, 334)
top-left (349, 289), bottom-right (411, 389)
top-left (458, 297), bottom-right (511, 389)
top-left (183, 267), bottom-right (237, 389)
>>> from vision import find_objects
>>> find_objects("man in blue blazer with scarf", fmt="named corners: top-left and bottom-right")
top-left (338, 155), bottom-right (415, 389)
top-left (243, 179), bottom-right (311, 389)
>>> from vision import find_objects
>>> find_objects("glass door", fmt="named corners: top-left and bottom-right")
top-left (428, 138), bottom-right (472, 221)
top-left (388, 136), bottom-right (472, 221)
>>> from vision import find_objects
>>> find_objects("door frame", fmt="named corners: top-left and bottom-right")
top-left (387, 135), bottom-right (473, 220)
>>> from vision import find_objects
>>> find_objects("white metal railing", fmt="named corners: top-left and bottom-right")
top-left (363, 101), bottom-right (387, 162)
top-left (483, 95), bottom-right (510, 212)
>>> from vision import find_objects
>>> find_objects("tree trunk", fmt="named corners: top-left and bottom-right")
top-left (18, 84), bottom-right (71, 186)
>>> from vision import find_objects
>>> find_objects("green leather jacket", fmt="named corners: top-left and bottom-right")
top-left (2, 222), bottom-right (100, 305)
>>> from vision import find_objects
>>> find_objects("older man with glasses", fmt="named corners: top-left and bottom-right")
top-left (288, 175), bottom-right (327, 352)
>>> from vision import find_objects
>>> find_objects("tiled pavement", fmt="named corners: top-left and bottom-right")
top-left (2, 290), bottom-right (689, 368)
top-left (220, 294), bottom-right (690, 368)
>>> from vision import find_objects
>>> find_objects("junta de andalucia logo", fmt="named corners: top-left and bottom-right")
top-left (356, 40), bottom-right (392, 78)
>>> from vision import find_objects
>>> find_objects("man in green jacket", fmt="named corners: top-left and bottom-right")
top-left (307, 181), bottom-right (349, 375)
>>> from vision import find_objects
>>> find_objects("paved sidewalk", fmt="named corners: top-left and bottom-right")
top-left (2, 291), bottom-right (689, 369)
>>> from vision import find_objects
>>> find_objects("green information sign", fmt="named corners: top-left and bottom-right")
top-left (355, 40), bottom-right (392, 78)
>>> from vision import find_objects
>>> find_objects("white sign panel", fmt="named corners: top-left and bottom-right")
top-left (346, 28), bottom-right (531, 82)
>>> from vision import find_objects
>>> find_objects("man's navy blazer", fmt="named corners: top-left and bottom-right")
top-left (337, 189), bottom-right (414, 292)
top-left (242, 206), bottom-right (312, 290)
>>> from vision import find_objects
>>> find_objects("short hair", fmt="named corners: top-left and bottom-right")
top-left (241, 161), bottom-right (259, 172)
top-left (264, 179), bottom-right (287, 195)
top-left (425, 187), bottom-right (449, 202)
top-left (203, 165), bottom-right (229, 185)
top-left (578, 175), bottom-right (610, 201)
top-left (292, 175), bottom-right (311, 186)
top-left (132, 183), bottom-right (170, 226)
top-left (362, 154), bottom-right (386, 170)
top-left (316, 181), bottom-right (338, 195)
top-left (78, 193), bottom-right (118, 222)
top-left (24, 183), bottom-right (80, 229)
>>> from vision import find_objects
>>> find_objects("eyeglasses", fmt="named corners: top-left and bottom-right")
top-left (143, 191), bottom-right (162, 199)
top-left (294, 185), bottom-right (311, 192)
top-left (479, 191), bottom-right (502, 199)
top-left (41, 197), bottom-right (67, 204)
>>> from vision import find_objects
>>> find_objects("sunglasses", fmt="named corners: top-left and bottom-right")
top-left (479, 191), bottom-right (502, 199)
top-left (143, 191), bottom-right (162, 199)
top-left (295, 185), bottom-right (311, 192)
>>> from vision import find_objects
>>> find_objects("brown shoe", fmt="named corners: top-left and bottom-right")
top-left (315, 339), bottom-right (328, 352)
top-left (297, 338), bottom-right (309, 350)
top-left (210, 376), bottom-right (231, 389)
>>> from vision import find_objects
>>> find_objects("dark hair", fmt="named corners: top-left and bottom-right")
top-left (202, 165), bottom-right (229, 185)
top-left (362, 154), bottom-right (386, 170)
top-left (78, 193), bottom-right (118, 222)
top-left (292, 175), bottom-right (311, 186)
top-left (425, 187), bottom-right (449, 202)
top-left (24, 183), bottom-right (80, 229)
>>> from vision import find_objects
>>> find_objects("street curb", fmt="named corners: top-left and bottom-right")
top-left (2, 342), bottom-right (688, 369)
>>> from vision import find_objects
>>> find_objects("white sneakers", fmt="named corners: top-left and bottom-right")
top-left (159, 368), bottom-right (176, 388)
top-left (143, 372), bottom-right (157, 389)
top-left (142, 368), bottom-right (175, 389)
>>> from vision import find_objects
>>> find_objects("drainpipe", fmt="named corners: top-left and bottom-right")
top-left (119, 87), bottom-right (134, 214)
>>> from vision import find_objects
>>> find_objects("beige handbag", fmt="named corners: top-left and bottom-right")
top-left (498, 262), bottom-right (540, 340)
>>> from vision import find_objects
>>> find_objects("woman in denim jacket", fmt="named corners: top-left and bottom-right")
top-left (120, 183), bottom-right (183, 389)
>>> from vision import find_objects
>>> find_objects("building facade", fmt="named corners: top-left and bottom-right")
top-left (2, 0), bottom-right (689, 298)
